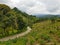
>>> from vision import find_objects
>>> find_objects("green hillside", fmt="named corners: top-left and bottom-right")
top-left (0, 4), bottom-right (38, 38)
top-left (12, 7), bottom-right (39, 26)
top-left (0, 20), bottom-right (60, 45)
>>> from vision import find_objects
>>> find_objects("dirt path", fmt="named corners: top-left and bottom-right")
top-left (0, 26), bottom-right (31, 41)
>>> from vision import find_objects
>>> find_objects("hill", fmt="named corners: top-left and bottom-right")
top-left (0, 20), bottom-right (60, 45)
top-left (0, 4), bottom-right (38, 38)
top-left (0, 4), bottom-right (60, 45)
top-left (34, 14), bottom-right (60, 18)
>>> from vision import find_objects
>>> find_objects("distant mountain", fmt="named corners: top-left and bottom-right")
top-left (34, 14), bottom-right (60, 18)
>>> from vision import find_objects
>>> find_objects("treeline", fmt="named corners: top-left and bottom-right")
top-left (35, 15), bottom-right (60, 23)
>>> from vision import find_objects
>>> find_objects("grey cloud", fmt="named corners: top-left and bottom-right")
top-left (40, 0), bottom-right (60, 12)
top-left (0, 0), bottom-right (60, 15)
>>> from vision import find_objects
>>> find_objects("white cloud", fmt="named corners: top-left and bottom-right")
top-left (26, 2), bottom-right (49, 14)
top-left (0, 0), bottom-right (60, 15)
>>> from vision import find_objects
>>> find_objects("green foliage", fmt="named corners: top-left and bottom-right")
top-left (6, 42), bottom-right (11, 45)
top-left (1, 19), bottom-right (60, 45)
top-left (41, 34), bottom-right (51, 42)
top-left (12, 38), bottom-right (17, 43)
top-left (0, 4), bottom-right (11, 15)
top-left (0, 4), bottom-right (38, 38)
top-left (40, 40), bottom-right (45, 45)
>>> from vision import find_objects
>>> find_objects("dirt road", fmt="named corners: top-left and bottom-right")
top-left (0, 26), bottom-right (31, 41)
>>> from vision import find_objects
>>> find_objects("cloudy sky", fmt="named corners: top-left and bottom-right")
top-left (0, 0), bottom-right (60, 15)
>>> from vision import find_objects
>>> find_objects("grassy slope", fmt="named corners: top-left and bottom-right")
top-left (0, 20), bottom-right (60, 45)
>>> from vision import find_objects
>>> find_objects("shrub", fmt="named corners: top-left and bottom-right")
top-left (40, 40), bottom-right (45, 45)
top-left (54, 43), bottom-right (56, 45)
top-left (41, 34), bottom-right (51, 42)
top-left (56, 27), bottom-right (60, 30)
top-left (12, 38), bottom-right (17, 43)
top-left (49, 30), bottom-right (55, 34)
top-left (5, 42), bottom-right (11, 45)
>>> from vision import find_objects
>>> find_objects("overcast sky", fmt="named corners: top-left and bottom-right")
top-left (0, 0), bottom-right (60, 15)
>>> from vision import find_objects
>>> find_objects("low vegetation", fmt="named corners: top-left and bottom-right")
top-left (0, 20), bottom-right (60, 45)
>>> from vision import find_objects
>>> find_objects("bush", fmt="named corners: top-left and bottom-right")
top-left (41, 34), bottom-right (51, 42)
top-left (54, 43), bottom-right (56, 45)
top-left (12, 38), bottom-right (17, 43)
top-left (6, 42), bottom-right (11, 45)
top-left (49, 30), bottom-right (55, 34)
top-left (40, 40), bottom-right (45, 45)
